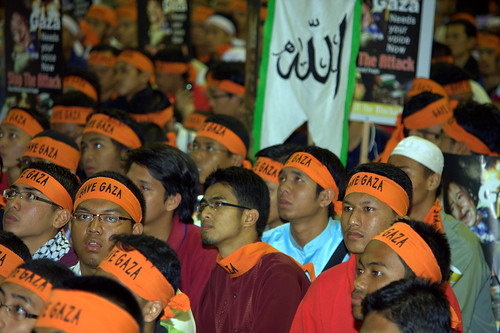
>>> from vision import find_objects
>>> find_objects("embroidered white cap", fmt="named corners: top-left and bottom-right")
top-left (390, 136), bottom-right (444, 175)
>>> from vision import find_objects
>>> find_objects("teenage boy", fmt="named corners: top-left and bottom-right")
top-left (195, 167), bottom-right (310, 332)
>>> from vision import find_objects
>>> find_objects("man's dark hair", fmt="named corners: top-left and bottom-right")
top-left (362, 278), bottom-right (451, 333)
top-left (137, 122), bottom-right (167, 144)
top-left (448, 19), bottom-right (478, 38)
top-left (347, 163), bottom-right (413, 209)
top-left (111, 234), bottom-right (181, 291)
top-left (127, 143), bottom-right (199, 223)
top-left (205, 167), bottom-right (270, 236)
top-left (255, 143), bottom-right (303, 164)
top-left (430, 61), bottom-right (472, 86)
top-left (17, 258), bottom-right (74, 286)
top-left (0, 231), bottom-right (31, 262)
top-left (7, 107), bottom-right (50, 132)
top-left (82, 171), bottom-right (146, 224)
top-left (63, 68), bottom-right (101, 102)
top-left (209, 61), bottom-right (245, 87)
top-left (155, 46), bottom-right (190, 81)
top-left (128, 89), bottom-right (172, 117)
top-left (52, 91), bottom-right (97, 108)
top-left (59, 275), bottom-right (143, 330)
top-left (432, 41), bottom-right (452, 59)
top-left (32, 129), bottom-right (80, 151)
top-left (203, 114), bottom-right (249, 153)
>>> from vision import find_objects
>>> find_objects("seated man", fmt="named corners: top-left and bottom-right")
top-left (3, 162), bottom-right (79, 266)
top-left (87, 44), bottom-right (120, 103)
top-left (82, 4), bottom-right (118, 47)
top-left (0, 231), bottom-right (31, 281)
top-left (194, 167), bottom-right (310, 332)
top-left (69, 171), bottom-right (144, 276)
top-left (98, 234), bottom-right (195, 333)
top-left (360, 278), bottom-right (451, 333)
top-left (445, 18), bottom-right (479, 80)
top-left (62, 69), bottom-right (101, 103)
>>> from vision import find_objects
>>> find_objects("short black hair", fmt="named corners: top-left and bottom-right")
top-left (17, 258), bottom-right (74, 287)
top-left (432, 41), bottom-right (452, 59)
top-left (205, 166), bottom-right (270, 236)
top-left (448, 19), bottom-right (477, 38)
top-left (90, 43), bottom-right (121, 56)
top-left (111, 234), bottom-right (181, 291)
top-left (7, 107), bottom-right (50, 132)
top-left (347, 163), bottom-right (413, 211)
top-left (155, 45), bottom-right (189, 64)
top-left (362, 278), bottom-right (451, 333)
top-left (430, 61), bottom-right (471, 86)
top-left (209, 61), bottom-right (245, 87)
top-left (137, 122), bottom-right (167, 144)
top-left (255, 143), bottom-right (303, 164)
top-left (0, 231), bottom-right (31, 262)
top-left (402, 92), bottom-right (444, 120)
top-left (82, 171), bottom-right (146, 224)
top-left (63, 68), bottom-right (101, 101)
top-left (59, 275), bottom-right (143, 330)
top-left (126, 143), bottom-right (199, 223)
top-left (32, 129), bottom-right (80, 151)
top-left (52, 90), bottom-right (97, 108)
top-left (128, 89), bottom-right (172, 116)
top-left (204, 114), bottom-right (249, 152)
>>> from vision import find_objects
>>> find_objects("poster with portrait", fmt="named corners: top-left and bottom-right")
top-left (4, 0), bottom-right (62, 114)
top-left (350, 0), bottom-right (435, 125)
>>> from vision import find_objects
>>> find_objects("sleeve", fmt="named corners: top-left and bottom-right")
top-left (289, 276), bottom-right (326, 333)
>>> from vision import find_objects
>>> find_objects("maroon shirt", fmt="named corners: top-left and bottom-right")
top-left (166, 215), bottom-right (217, 309)
top-left (194, 252), bottom-right (310, 332)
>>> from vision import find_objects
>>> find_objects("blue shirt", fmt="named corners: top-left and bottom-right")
top-left (261, 218), bottom-right (347, 279)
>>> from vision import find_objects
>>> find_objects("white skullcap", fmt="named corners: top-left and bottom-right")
top-left (206, 14), bottom-right (236, 35)
top-left (390, 136), bottom-right (444, 175)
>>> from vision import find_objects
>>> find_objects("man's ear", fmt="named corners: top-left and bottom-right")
top-left (132, 222), bottom-right (144, 235)
top-left (52, 209), bottom-right (71, 229)
top-left (427, 173), bottom-right (441, 192)
top-left (143, 300), bottom-right (163, 322)
top-left (241, 209), bottom-right (259, 229)
top-left (318, 189), bottom-right (335, 208)
top-left (230, 154), bottom-right (244, 167)
top-left (165, 193), bottom-right (182, 212)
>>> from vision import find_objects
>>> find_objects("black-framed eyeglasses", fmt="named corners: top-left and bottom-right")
top-left (72, 212), bottom-right (133, 225)
top-left (0, 299), bottom-right (38, 320)
top-left (3, 189), bottom-right (62, 209)
top-left (198, 200), bottom-right (251, 213)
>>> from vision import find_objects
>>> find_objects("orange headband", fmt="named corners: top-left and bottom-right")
top-left (99, 245), bottom-right (190, 319)
top-left (83, 113), bottom-right (142, 149)
top-left (212, 79), bottom-right (245, 95)
top-left (4, 267), bottom-right (52, 302)
top-left (373, 222), bottom-right (442, 283)
top-left (155, 61), bottom-right (189, 74)
top-left (443, 117), bottom-right (497, 155)
top-left (14, 168), bottom-right (73, 211)
top-left (24, 137), bottom-right (80, 172)
top-left (86, 5), bottom-right (118, 27)
top-left (284, 152), bottom-right (339, 203)
top-left (191, 5), bottom-right (215, 21)
top-left (402, 98), bottom-right (452, 129)
top-left (74, 177), bottom-right (142, 223)
top-left (117, 50), bottom-right (154, 84)
top-left (184, 113), bottom-right (208, 130)
top-left (196, 122), bottom-right (247, 156)
top-left (407, 78), bottom-right (448, 99)
top-left (253, 157), bottom-right (283, 184)
top-left (88, 51), bottom-right (117, 67)
top-left (131, 105), bottom-right (173, 128)
top-left (0, 245), bottom-right (25, 278)
top-left (51, 105), bottom-right (94, 125)
top-left (63, 76), bottom-right (98, 102)
top-left (35, 289), bottom-right (139, 333)
top-left (346, 172), bottom-right (409, 216)
top-left (2, 109), bottom-right (44, 137)
top-left (443, 80), bottom-right (471, 97)
top-left (116, 6), bottom-right (138, 21)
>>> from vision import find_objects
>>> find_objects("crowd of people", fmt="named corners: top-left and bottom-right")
top-left (1, 0), bottom-right (500, 332)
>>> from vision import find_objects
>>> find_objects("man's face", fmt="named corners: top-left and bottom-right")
top-left (113, 61), bottom-right (145, 100)
top-left (0, 124), bottom-right (32, 169)
top-left (277, 167), bottom-right (323, 223)
top-left (85, 17), bottom-right (109, 40)
top-left (70, 199), bottom-right (141, 273)
top-left (0, 282), bottom-right (45, 333)
top-left (88, 61), bottom-right (116, 96)
top-left (445, 24), bottom-right (472, 58)
top-left (478, 47), bottom-right (497, 76)
top-left (438, 131), bottom-right (471, 155)
top-left (3, 183), bottom-right (59, 248)
top-left (446, 182), bottom-right (478, 227)
top-left (155, 72), bottom-right (183, 95)
top-left (115, 18), bottom-right (138, 48)
top-left (360, 311), bottom-right (402, 333)
top-left (80, 132), bottom-right (125, 177)
top-left (206, 86), bottom-right (243, 121)
top-left (407, 123), bottom-right (443, 145)
top-left (351, 240), bottom-right (406, 320)
top-left (205, 24), bottom-right (231, 53)
top-left (189, 136), bottom-right (235, 184)
top-left (341, 192), bottom-right (398, 254)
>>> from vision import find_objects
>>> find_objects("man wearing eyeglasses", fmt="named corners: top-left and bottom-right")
top-left (194, 167), bottom-right (310, 332)
top-left (2, 162), bottom-right (79, 266)
top-left (69, 171), bottom-right (144, 276)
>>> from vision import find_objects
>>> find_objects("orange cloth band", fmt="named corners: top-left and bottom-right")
top-left (213, 79), bottom-right (245, 95)
top-left (443, 117), bottom-right (497, 156)
top-left (74, 177), bottom-right (142, 223)
top-left (88, 51), bottom-right (117, 67)
top-left (217, 242), bottom-right (279, 278)
top-left (117, 50), bottom-right (154, 84)
top-left (4, 267), bottom-right (52, 302)
top-left (444, 80), bottom-right (471, 97)
top-left (284, 152), bottom-right (339, 203)
top-left (346, 172), bottom-right (409, 216)
top-left (424, 198), bottom-right (444, 233)
top-left (35, 289), bottom-right (139, 333)
top-left (253, 157), bottom-right (283, 184)
top-left (431, 55), bottom-right (454, 64)
top-left (116, 6), bottom-right (138, 21)
top-left (63, 76), bottom-right (98, 101)
top-left (24, 137), bottom-right (80, 172)
top-left (403, 98), bottom-right (452, 129)
top-left (373, 222), bottom-right (442, 283)
top-left (86, 5), bottom-right (118, 27)
top-left (155, 61), bottom-right (189, 74)
top-left (14, 168), bottom-right (73, 211)
top-left (0, 245), bottom-right (25, 278)
top-left (406, 78), bottom-right (448, 100)
top-left (50, 105), bottom-right (94, 125)
top-left (99, 245), bottom-right (190, 319)
top-left (83, 113), bottom-right (142, 149)
top-left (196, 122), bottom-right (247, 156)
top-left (191, 5), bottom-right (215, 21)
top-left (478, 33), bottom-right (500, 57)
top-left (2, 109), bottom-right (44, 137)
top-left (131, 105), bottom-right (173, 128)
top-left (184, 113), bottom-right (208, 130)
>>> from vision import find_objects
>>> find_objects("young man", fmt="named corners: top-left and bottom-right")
top-left (126, 143), bottom-right (217, 308)
top-left (98, 234), bottom-right (195, 333)
top-left (445, 19), bottom-right (479, 80)
top-left (189, 114), bottom-right (249, 186)
top-left (3, 162), bottom-right (79, 266)
top-left (62, 69), bottom-right (100, 103)
top-left (87, 44), bottom-right (120, 103)
top-left (262, 146), bottom-right (347, 280)
top-left (82, 4), bottom-right (118, 47)
top-left (360, 278), bottom-right (451, 333)
top-left (0, 258), bottom-right (74, 333)
top-left (477, 34), bottom-right (500, 97)
top-left (194, 167), bottom-right (310, 332)
top-left (115, 6), bottom-right (138, 49)
top-left (388, 136), bottom-right (496, 332)
top-left (290, 163), bottom-right (413, 332)
top-left (69, 171), bottom-right (144, 276)
top-left (0, 231), bottom-right (31, 282)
